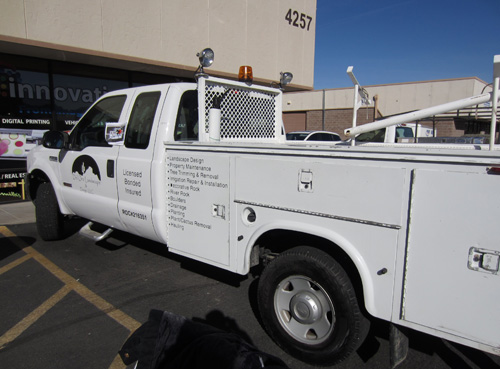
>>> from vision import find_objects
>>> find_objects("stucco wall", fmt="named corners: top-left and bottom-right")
top-left (0, 0), bottom-right (316, 89)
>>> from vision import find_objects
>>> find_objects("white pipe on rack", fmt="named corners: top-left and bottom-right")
top-left (345, 92), bottom-right (495, 137)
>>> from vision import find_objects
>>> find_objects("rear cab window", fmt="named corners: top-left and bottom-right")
top-left (174, 90), bottom-right (198, 141)
top-left (125, 91), bottom-right (162, 149)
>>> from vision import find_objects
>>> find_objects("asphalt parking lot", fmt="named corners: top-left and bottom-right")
top-left (1, 206), bottom-right (499, 369)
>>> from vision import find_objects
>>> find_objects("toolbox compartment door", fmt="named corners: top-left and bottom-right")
top-left (403, 169), bottom-right (500, 349)
top-left (165, 150), bottom-right (231, 267)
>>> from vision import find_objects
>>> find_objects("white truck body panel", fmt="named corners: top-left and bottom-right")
top-left (161, 142), bottom-right (500, 347)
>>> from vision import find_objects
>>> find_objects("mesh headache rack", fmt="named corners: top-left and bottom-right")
top-left (197, 76), bottom-right (284, 143)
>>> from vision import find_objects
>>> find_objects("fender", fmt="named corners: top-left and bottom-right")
top-left (27, 145), bottom-right (73, 215)
top-left (240, 219), bottom-right (386, 320)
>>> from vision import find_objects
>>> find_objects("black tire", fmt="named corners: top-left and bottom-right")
top-left (257, 246), bottom-right (369, 366)
top-left (35, 182), bottom-right (64, 241)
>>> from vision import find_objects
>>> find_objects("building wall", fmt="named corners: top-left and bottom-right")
top-left (303, 108), bottom-right (375, 139)
top-left (0, 0), bottom-right (316, 89)
top-left (282, 112), bottom-right (306, 132)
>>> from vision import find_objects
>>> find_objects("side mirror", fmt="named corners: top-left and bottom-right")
top-left (105, 122), bottom-right (126, 144)
top-left (42, 130), bottom-right (68, 149)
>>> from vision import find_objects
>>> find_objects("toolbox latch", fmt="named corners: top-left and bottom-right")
top-left (298, 169), bottom-right (313, 193)
top-left (468, 247), bottom-right (500, 274)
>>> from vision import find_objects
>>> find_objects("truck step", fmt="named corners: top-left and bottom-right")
top-left (79, 221), bottom-right (113, 242)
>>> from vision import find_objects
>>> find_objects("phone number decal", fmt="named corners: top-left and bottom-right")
top-left (285, 9), bottom-right (313, 31)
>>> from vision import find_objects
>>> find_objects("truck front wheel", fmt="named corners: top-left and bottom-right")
top-left (257, 246), bottom-right (369, 365)
top-left (35, 182), bottom-right (64, 241)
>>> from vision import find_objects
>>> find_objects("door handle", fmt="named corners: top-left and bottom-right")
top-left (107, 160), bottom-right (115, 178)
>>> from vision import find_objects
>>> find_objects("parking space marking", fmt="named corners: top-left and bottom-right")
top-left (0, 226), bottom-right (141, 368)
top-left (0, 253), bottom-right (33, 276)
top-left (0, 285), bottom-right (72, 349)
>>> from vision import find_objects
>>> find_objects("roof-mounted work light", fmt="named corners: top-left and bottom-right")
top-left (279, 72), bottom-right (293, 90)
top-left (195, 48), bottom-right (214, 79)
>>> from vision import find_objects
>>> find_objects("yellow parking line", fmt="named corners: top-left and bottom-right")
top-left (109, 353), bottom-right (128, 369)
top-left (0, 284), bottom-right (72, 349)
top-left (0, 227), bottom-right (141, 332)
top-left (0, 226), bottom-right (141, 368)
top-left (24, 246), bottom-right (141, 332)
top-left (0, 254), bottom-right (33, 276)
top-left (0, 225), bottom-right (21, 238)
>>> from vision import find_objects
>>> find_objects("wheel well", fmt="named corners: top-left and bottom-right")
top-left (28, 169), bottom-right (50, 200)
top-left (253, 229), bottom-right (366, 311)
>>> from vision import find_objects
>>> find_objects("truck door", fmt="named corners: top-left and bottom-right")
top-left (59, 92), bottom-right (132, 227)
top-left (116, 87), bottom-right (166, 241)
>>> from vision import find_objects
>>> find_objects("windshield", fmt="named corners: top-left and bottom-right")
top-left (286, 132), bottom-right (309, 140)
top-left (356, 128), bottom-right (386, 143)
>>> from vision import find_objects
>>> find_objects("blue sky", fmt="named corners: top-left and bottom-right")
top-left (313, 0), bottom-right (500, 90)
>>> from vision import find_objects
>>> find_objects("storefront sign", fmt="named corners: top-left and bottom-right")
top-left (0, 170), bottom-right (27, 203)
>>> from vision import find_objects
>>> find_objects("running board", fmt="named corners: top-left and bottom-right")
top-left (79, 221), bottom-right (113, 242)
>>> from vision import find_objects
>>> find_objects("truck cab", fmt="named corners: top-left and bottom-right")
top-left (26, 82), bottom-right (201, 243)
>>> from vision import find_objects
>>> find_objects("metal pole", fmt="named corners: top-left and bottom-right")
top-left (322, 89), bottom-right (326, 131)
top-left (490, 78), bottom-right (499, 150)
top-left (351, 84), bottom-right (359, 146)
top-left (490, 55), bottom-right (500, 150)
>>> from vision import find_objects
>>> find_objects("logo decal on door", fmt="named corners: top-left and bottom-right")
top-left (72, 155), bottom-right (101, 193)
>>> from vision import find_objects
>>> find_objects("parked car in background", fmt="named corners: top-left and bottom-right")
top-left (286, 130), bottom-right (342, 142)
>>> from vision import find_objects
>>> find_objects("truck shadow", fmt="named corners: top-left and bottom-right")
top-left (86, 224), bottom-right (248, 288)
top-left (192, 309), bottom-right (255, 347)
top-left (0, 235), bottom-right (37, 261)
top-left (358, 318), bottom-right (500, 368)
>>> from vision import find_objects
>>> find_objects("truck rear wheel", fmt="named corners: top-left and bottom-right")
top-left (257, 246), bottom-right (369, 365)
top-left (35, 182), bottom-right (64, 241)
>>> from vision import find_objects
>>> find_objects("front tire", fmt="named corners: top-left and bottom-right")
top-left (35, 182), bottom-right (64, 241)
top-left (257, 246), bottom-right (369, 366)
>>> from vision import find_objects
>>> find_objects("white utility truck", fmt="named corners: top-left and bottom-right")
top-left (26, 50), bottom-right (500, 367)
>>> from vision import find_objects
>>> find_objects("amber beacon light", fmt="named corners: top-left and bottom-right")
top-left (238, 66), bottom-right (253, 83)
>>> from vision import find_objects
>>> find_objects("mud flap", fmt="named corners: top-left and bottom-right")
top-left (390, 323), bottom-right (409, 368)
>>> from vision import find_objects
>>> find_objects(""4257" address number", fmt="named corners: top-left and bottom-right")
top-left (285, 9), bottom-right (313, 31)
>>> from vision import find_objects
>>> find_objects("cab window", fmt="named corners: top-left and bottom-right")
top-left (174, 90), bottom-right (198, 141)
top-left (125, 91), bottom-right (161, 149)
top-left (356, 128), bottom-right (386, 143)
top-left (396, 127), bottom-right (414, 138)
top-left (71, 95), bottom-right (127, 150)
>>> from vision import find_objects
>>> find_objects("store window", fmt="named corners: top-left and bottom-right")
top-left (0, 66), bottom-right (52, 129)
top-left (0, 52), bottom-right (191, 167)
top-left (52, 73), bottom-right (127, 130)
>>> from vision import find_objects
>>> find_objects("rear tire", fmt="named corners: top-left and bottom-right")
top-left (35, 182), bottom-right (64, 241)
top-left (257, 246), bottom-right (369, 365)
